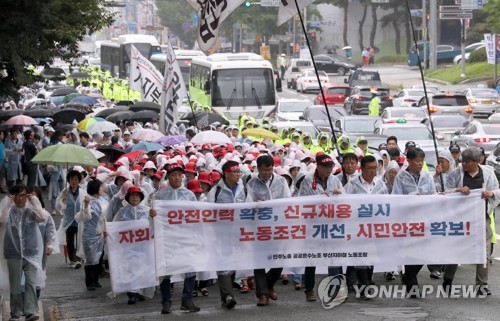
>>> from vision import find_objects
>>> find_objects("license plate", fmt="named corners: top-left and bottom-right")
top-left (443, 112), bottom-right (459, 115)
top-left (482, 100), bottom-right (492, 104)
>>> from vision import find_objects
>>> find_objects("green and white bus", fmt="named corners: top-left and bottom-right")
top-left (189, 53), bottom-right (282, 123)
top-left (150, 50), bottom-right (206, 87)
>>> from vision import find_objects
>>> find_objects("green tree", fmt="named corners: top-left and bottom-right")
top-left (0, 0), bottom-right (114, 97)
top-left (483, 0), bottom-right (500, 33)
top-left (155, 0), bottom-right (198, 48)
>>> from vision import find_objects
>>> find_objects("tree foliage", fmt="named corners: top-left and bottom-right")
top-left (0, 0), bottom-right (114, 97)
top-left (483, 0), bottom-right (500, 33)
top-left (155, 0), bottom-right (198, 48)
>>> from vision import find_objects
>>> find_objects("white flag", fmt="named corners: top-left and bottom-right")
top-left (160, 41), bottom-right (187, 135)
top-left (186, 0), bottom-right (246, 52)
top-left (277, 0), bottom-right (316, 26)
top-left (130, 45), bottom-right (164, 103)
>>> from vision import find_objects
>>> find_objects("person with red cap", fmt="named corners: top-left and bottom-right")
top-left (112, 185), bottom-right (152, 305)
top-left (149, 163), bottom-right (200, 314)
top-left (183, 162), bottom-right (198, 185)
top-left (245, 154), bottom-right (291, 306)
top-left (187, 179), bottom-right (203, 200)
top-left (206, 160), bottom-right (246, 310)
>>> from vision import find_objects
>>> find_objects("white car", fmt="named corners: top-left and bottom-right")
top-left (453, 43), bottom-right (485, 65)
top-left (295, 70), bottom-right (330, 93)
top-left (392, 88), bottom-right (428, 107)
top-left (274, 98), bottom-right (313, 121)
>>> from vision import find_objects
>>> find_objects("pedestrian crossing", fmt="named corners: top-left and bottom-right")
top-left (2, 301), bottom-right (44, 321)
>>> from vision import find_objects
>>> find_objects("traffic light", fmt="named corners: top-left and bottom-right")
top-left (426, 14), bottom-right (430, 21)
top-left (310, 31), bottom-right (316, 39)
top-left (245, 1), bottom-right (251, 6)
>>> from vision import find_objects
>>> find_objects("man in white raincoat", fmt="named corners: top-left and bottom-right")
top-left (246, 154), bottom-right (291, 306)
top-left (443, 147), bottom-right (500, 296)
top-left (0, 184), bottom-right (48, 321)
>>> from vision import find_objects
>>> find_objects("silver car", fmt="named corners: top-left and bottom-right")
top-left (392, 89), bottom-right (427, 107)
top-left (424, 115), bottom-right (469, 146)
top-left (418, 94), bottom-right (473, 118)
top-left (379, 107), bottom-right (428, 124)
top-left (461, 87), bottom-right (500, 118)
top-left (451, 120), bottom-right (500, 155)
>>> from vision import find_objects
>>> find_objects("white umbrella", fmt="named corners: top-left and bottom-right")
top-left (190, 130), bottom-right (232, 145)
top-left (342, 46), bottom-right (352, 51)
top-left (86, 121), bottom-right (120, 136)
top-left (89, 149), bottom-right (106, 159)
top-left (131, 128), bottom-right (164, 142)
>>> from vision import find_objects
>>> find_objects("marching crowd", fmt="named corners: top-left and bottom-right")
top-left (1, 112), bottom-right (500, 320)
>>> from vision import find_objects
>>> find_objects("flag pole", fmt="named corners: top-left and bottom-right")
top-left (293, 0), bottom-right (341, 160)
top-left (404, 0), bottom-right (444, 192)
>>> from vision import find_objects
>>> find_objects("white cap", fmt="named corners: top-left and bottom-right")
top-left (123, 130), bottom-right (131, 135)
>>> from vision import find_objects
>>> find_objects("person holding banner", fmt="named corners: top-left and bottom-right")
top-left (150, 162), bottom-right (200, 314)
top-left (206, 160), bottom-right (247, 310)
top-left (442, 147), bottom-right (500, 296)
top-left (345, 155), bottom-right (388, 299)
top-left (298, 153), bottom-right (345, 302)
top-left (391, 148), bottom-right (436, 298)
top-left (246, 155), bottom-right (291, 306)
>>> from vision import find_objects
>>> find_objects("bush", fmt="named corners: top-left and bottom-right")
top-left (468, 47), bottom-right (487, 63)
top-left (376, 55), bottom-right (407, 63)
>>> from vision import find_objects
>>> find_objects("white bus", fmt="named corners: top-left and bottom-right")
top-left (189, 53), bottom-right (282, 123)
top-left (150, 50), bottom-right (206, 87)
top-left (100, 34), bottom-right (162, 79)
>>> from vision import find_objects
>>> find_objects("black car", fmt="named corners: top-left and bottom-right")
top-left (313, 54), bottom-right (360, 76)
top-left (344, 86), bottom-right (393, 115)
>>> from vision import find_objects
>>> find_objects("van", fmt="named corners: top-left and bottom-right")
top-left (283, 59), bottom-right (312, 89)
top-left (344, 70), bottom-right (382, 87)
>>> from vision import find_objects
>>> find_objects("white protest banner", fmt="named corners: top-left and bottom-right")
top-left (106, 220), bottom-right (158, 294)
top-left (277, 0), bottom-right (316, 26)
top-left (186, 0), bottom-right (246, 52)
top-left (129, 45), bottom-right (164, 103)
top-left (160, 41), bottom-right (186, 135)
top-left (154, 191), bottom-right (485, 276)
top-left (484, 34), bottom-right (496, 65)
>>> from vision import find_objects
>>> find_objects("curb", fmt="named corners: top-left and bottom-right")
top-left (423, 77), bottom-right (451, 86)
top-left (459, 76), bottom-right (494, 84)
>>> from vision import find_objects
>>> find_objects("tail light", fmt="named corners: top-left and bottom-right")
top-left (474, 138), bottom-right (492, 143)
top-left (429, 106), bottom-right (439, 113)
top-left (305, 79), bottom-right (312, 83)
top-left (404, 98), bottom-right (415, 102)
top-left (354, 95), bottom-right (361, 100)
top-left (464, 107), bottom-right (473, 113)
top-left (387, 96), bottom-right (393, 100)
top-left (469, 99), bottom-right (477, 103)
top-left (324, 79), bottom-right (329, 83)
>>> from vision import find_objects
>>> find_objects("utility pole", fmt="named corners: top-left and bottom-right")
top-left (422, 0), bottom-right (427, 69)
top-left (429, 0), bottom-right (437, 70)
top-left (460, 19), bottom-right (466, 78)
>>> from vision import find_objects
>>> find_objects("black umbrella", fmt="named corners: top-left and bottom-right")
top-left (116, 100), bottom-right (134, 106)
top-left (54, 124), bottom-right (75, 132)
top-left (70, 71), bottom-right (91, 79)
top-left (51, 87), bottom-right (78, 97)
top-left (0, 109), bottom-right (23, 121)
top-left (53, 109), bottom-right (85, 124)
top-left (130, 110), bottom-right (159, 122)
top-left (40, 67), bottom-right (67, 80)
top-left (129, 101), bottom-right (161, 112)
top-left (24, 108), bottom-right (55, 118)
top-left (106, 111), bottom-right (135, 123)
top-left (95, 107), bottom-right (129, 118)
top-left (96, 145), bottom-right (125, 163)
top-left (181, 111), bottom-right (229, 127)
top-left (60, 102), bottom-right (94, 114)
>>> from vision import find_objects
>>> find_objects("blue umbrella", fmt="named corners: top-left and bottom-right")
top-left (129, 141), bottom-right (164, 153)
top-left (69, 95), bottom-right (99, 105)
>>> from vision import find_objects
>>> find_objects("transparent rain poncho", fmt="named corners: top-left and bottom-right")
top-left (55, 186), bottom-right (87, 244)
top-left (345, 175), bottom-right (389, 195)
top-left (434, 150), bottom-right (456, 192)
top-left (105, 181), bottom-right (133, 222)
top-left (154, 184), bottom-right (197, 202)
top-left (245, 173), bottom-right (291, 201)
top-left (391, 168), bottom-right (436, 195)
top-left (384, 160), bottom-right (401, 193)
top-left (298, 172), bottom-right (345, 196)
top-left (112, 200), bottom-right (150, 222)
top-left (75, 196), bottom-right (108, 265)
top-left (206, 178), bottom-right (247, 203)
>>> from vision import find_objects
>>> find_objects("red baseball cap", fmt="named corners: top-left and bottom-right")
top-left (201, 144), bottom-right (211, 151)
top-left (185, 162), bottom-right (197, 173)
top-left (198, 171), bottom-right (212, 185)
top-left (187, 179), bottom-right (203, 193)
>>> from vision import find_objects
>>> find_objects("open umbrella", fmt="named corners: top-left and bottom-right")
top-left (89, 149), bottom-right (106, 160)
top-left (96, 145), bottom-right (125, 163)
top-left (106, 111), bottom-right (135, 123)
top-left (129, 101), bottom-right (161, 112)
top-left (181, 111), bottom-right (229, 127)
top-left (116, 100), bottom-right (134, 106)
top-left (4, 115), bottom-right (38, 126)
top-left (130, 110), bottom-right (159, 122)
top-left (32, 144), bottom-right (99, 167)
top-left (190, 130), bottom-right (232, 145)
top-left (95, 107), bottom-right (129, 118)
top-left (87, 93), bottom-right (105, 100)
top-left (70, 95), bottom-right (99, 105)
top-left (70, 71), bottom-right (91, 79)
top-left (51, 87), bottom-right (78, 97)
top-left (61, 103), bottom-right (93, 114)
top-left (242, 128), bottom-right (280, 140)
top-left (63, 93), bottom-right (82, 103)
top-left (86, 121), bottom-right (120, 136)
top-left (129, 141), bottom-right (163, 153)
top-left (24, 108), bottom-right (55, 118)
top-left (155, 135), bottom-right (187, 147)
top-left (119, 150), bottom-right (145, 163)
top-left (131, 128), bottom-right (164, 142)
top-left (77, 117), bottom-right (106, 131)
top-left (53, 109), bottom-right (85, 124)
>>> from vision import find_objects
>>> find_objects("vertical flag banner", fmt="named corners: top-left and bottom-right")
top-left (186, 0), bottom-right (246, 52)
top-left (277, 0), bottom-right (316, 26)
top-left (160, 41), bottom-right (186, 135)
top-left (129, 45), bottom-right (164, 103)
top-left (484, 34), bottom-right (496, 65)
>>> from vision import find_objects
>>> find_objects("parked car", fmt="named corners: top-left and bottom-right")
top-left (344, 70), bottom-right (382, 87)
top-left (486, 142), bottom-right (500, 180)
top-left (344, 86), bottom-right (393, 115)
top-left (313, 54), bottom-right (360, 75)
top-left (461, 87), bottom-right (500, 118)
top-left (378, 107), bottom-right (428, 124)
top-left (302, 105), bottom-right (347, 133)
top-left (273, 98), bottom-right (313, 121)
top-left (392, 88), bottom-right (427, 107)
top-left (417, 93), bottom-right (473, 118)
top-left (295, 70), bottom-right (330, 93)
top-left (408, 42), bottom-right (461, 66)
top-left (424, 115), bottom-right (469, 145)
top-left (313, 85), bottom-right (350, 106)
top-left (453, 43), bottom-right (485, 65)
top-left (451, 120), bottom-right (500, 155)
top-left (283, 59), bottom-right (312, 89)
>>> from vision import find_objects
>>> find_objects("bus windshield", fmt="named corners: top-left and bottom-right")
top-left (212, 68), bottom-right (275, 107)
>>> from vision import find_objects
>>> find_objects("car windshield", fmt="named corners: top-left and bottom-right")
top-left (353, 72), bottom-right (380, 81)
top-left (344, 119), bottom-right (378, 133)
top-left (482, 125), bottom-right (500, 135)
top-left (408, 90), bottom-right (425, 97)
top-left (432, 96), bottom-right (469, 106)
top-left (384, 127), bottom-right (434, 140)
top-left (280, 101), bottom-right (312, 112)
top-left (470, 89), bottom-right (498, 97)
top-left (296, 60), bottom-right (312, 67)
top-left (326, 87), bottom-right (350, 95)
top-left (389, 109), bottom-right (427, 118)
top-left (360, 88), bottom-right (389, 96)
top-left (431, 116), bottom-right (468, 128)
